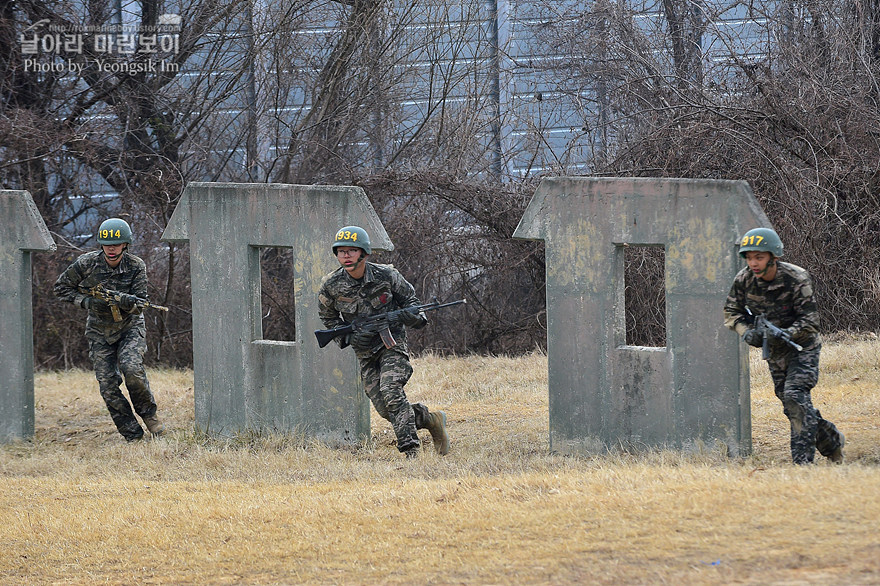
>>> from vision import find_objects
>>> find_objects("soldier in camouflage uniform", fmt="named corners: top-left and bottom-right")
top-left (723, 228), bottom-right (844, 465)
top-left (54, 218), bottom-right (164, 442)
top-left (318, 226), bottom-right (450, 458)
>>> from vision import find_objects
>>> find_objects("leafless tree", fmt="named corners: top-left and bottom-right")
top-left (261, 0), bottom-right (502, 183)
top-left (2, 0), bottom-right (253, 366)
top-left (10, 0), bottom-right (879, 366)
top-left (5, 0), bottom-right (537, 365)
top-left (528, 0), bottom-right (880, 336)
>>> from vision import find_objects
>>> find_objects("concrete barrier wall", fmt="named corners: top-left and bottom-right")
top-left (0, 191), bottom-right (56, 441)
top-left (514, 177), bottom-right (770, 456)
top-left (4, 178), bottom-right (771, 455)
top-left (162, 182), bottom-right (392, 442)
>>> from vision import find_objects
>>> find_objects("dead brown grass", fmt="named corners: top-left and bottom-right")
top-left (1, 339), bottom-right (879, 585)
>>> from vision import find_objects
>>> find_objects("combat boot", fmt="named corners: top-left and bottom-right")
top-left (143, 415), bottom-right (165, 437)
top-left (829, 432), bottom-right (845, 464)
top-left (425, 411), bottom-right (450, 455)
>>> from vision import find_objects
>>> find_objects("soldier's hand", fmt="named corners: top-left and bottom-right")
top-left (397, 307), bottom-right (428, 329)
top-left (350, 328), bottom-right (376, 350)
top-left (778, 327), bottom-right (796, 341)
top-left (742, 328), bottom-right (763, 347)
top-left (82, 296), bottom-right (110, 312)
top-left (117, 294), bottom-right (140, 311)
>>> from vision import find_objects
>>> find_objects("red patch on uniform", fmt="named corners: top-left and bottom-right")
top-left (379, 293), bottom-right (389, 304)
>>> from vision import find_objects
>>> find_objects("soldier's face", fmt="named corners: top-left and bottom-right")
top-left (336, 247), bottom-right (366, 276)
top-left (102, 244), bottom-right (125, 267)
top-left (745, 251), bottom-right (773, 279)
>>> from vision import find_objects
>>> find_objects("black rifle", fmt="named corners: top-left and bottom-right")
top-left (746, 307), bottom-right (803, 359)
top-left (78, 283), bottom-right (169, 322)
top-left (315, 298), bottom-right (466, 349)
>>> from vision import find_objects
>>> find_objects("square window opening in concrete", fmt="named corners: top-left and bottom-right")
top-left (257, 246), bottom-right (296, 342)
top-left (624, 245), bottom-right (666, 348)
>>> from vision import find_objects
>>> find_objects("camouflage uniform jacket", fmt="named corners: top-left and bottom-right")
top-left (54, 250), bottom-right (148, 343)
top-left (723, 260), bottom-right (821, 352)
top-left (318, 262), bottom-right (421, 359)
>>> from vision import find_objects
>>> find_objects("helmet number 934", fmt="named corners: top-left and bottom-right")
top-left (741, 234), bottom-right (764, 246)
top-left (101, 229), bottom-right (122, 239)
top-left (336, 230), bottom-right (358, 242)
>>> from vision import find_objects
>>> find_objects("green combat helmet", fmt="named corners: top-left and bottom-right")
top-left (96, 218), bottom-right (133, 245)
top-left (738, 227), bottom-right (783, 258)
top-left (332, 225), bottom-right (371, 255)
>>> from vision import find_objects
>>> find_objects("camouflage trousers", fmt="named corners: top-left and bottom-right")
top-left (358, 348), bottom-right (431, 453)
top-left (87, 324), bottom-right (157, 441)
top-left (767, 345), bottom-right (843, 464)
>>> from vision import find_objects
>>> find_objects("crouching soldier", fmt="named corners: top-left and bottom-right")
top-left (723, 227), bottom-right (844, 464)
top-left (317, 226), bottom-right (449, 458)
top-left (54, 218), bottom-right (165, 442)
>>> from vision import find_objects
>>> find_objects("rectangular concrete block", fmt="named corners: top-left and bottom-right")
top-left (515, 177), bottom-right (769, 456)
top-left (162, 182), bottom-right (391, 442)
top-left (0, 191), bottom-right (55, 442)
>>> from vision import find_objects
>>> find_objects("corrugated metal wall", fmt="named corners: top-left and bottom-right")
top-left (50, 0), bottom-right (779, 238)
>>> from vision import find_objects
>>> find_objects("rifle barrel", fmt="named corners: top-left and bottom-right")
top-left (423, 299), bottom-right (466, 311)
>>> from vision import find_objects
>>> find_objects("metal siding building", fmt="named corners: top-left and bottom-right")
top-left (39, 0), bottom-right (780, 240)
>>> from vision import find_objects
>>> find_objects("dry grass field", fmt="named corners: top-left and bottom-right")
top-left (2, 337), bottom-right (879, 585)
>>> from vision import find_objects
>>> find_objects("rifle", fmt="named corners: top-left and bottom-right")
top-left (746, 307), bottom-right (803, 359)
top-left (315, 298), bottom-right (466, 349)
top-left (79, 283), bottom-right (169, 322)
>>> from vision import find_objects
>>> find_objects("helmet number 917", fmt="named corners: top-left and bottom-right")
top-left (741, 235), bottom-right (764, 246)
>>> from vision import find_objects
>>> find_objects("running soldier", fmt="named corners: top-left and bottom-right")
top-left (317, 226), bottom-right (449, 458)
top-left (723, 227), bottom-right (844, 464)
top-left (54, 218), bottom-right (164, 442)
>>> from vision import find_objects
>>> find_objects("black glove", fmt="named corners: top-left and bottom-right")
top-left (117, 294), bottom-right (140, 311)
top-left (350, 328), bottom-right (377, 350)
top-left (742, 328), bottom-right (763, 347)
top-left (396, 307), bottom-right (428, 329)
top-left (81, 296), bottom-right (109, 312)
